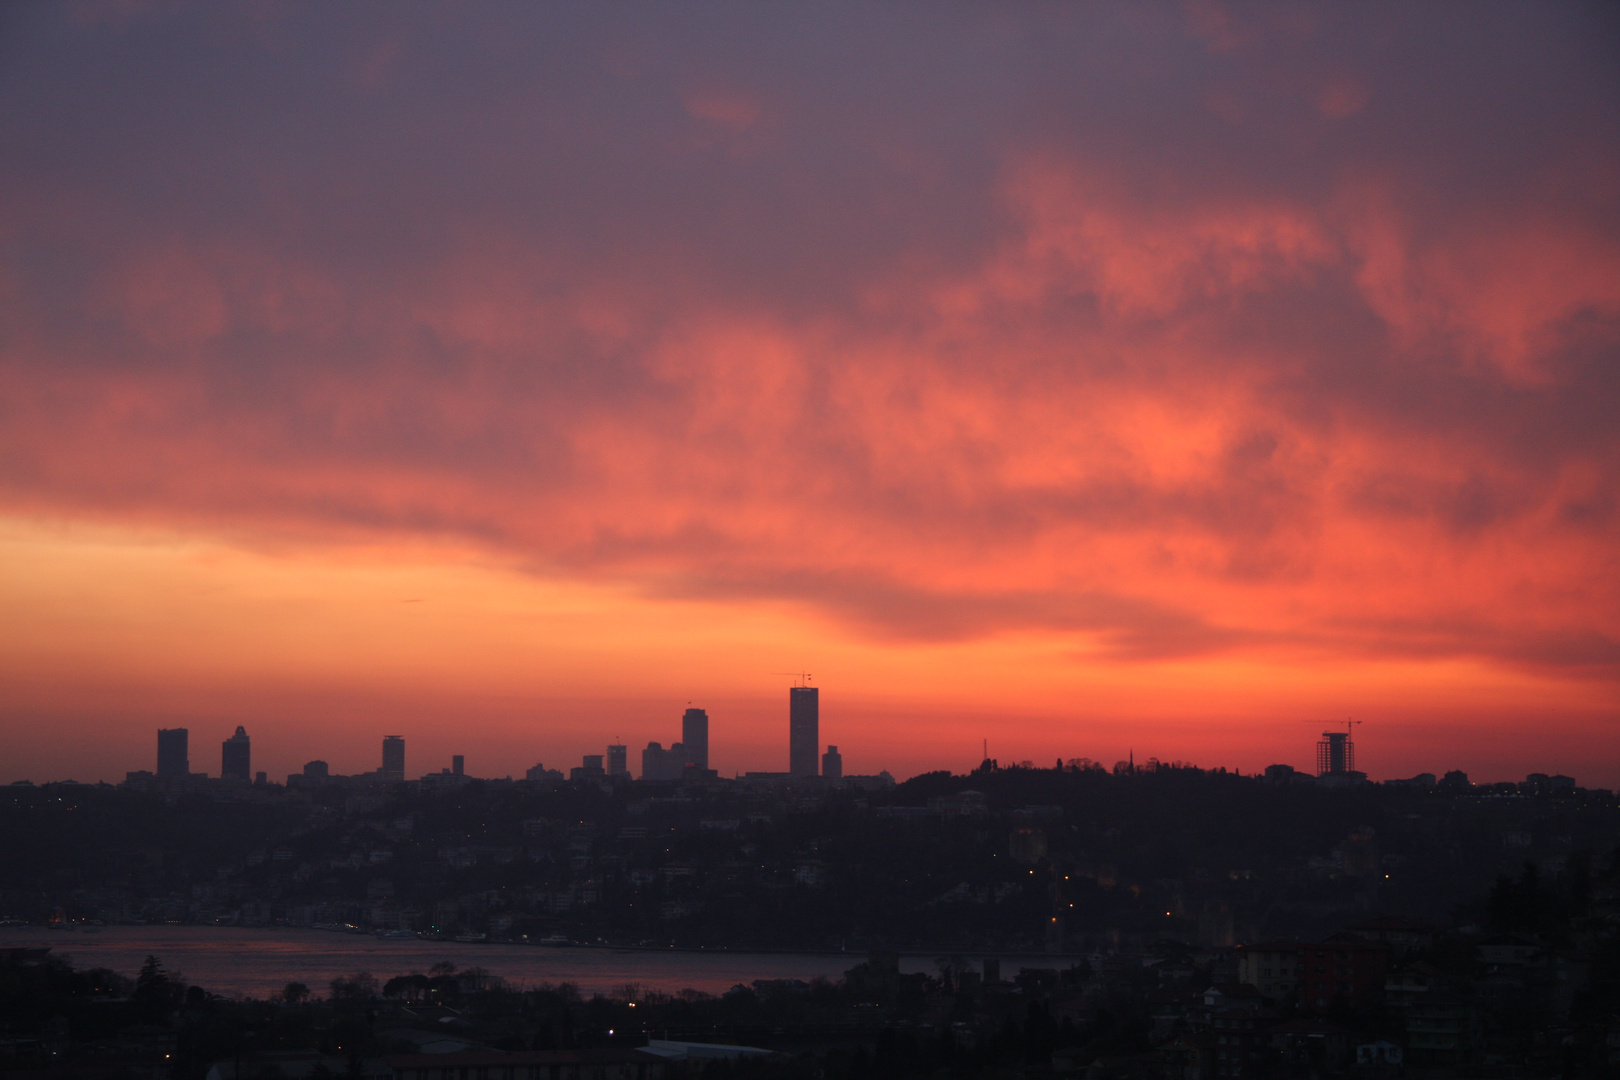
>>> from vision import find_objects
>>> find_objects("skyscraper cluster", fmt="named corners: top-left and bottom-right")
top-left (137, 682), bottom-right (850, 789)
top-left (641, 707), bottom-right (709, 780)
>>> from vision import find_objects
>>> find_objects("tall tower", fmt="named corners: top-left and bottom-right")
top-left (1317, 731), bottom-right (1354, 776)
top-left (606, 744), bottom-right (628, 777)
top-left (789, 686), bottom-right (819, 778)
top-left (822, 745), bottom-right (843, 780)
top-left (157, 728), bottom-right (189, 779)
top-left (221, 726), bottom-right (251, 781)
top-left (681, 708), bottom-right (709, 769)
top-left (381, 735), bottom-right (405, 782)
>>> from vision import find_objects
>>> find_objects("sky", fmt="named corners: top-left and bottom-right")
top-left (2, 2), bottom-right (1617, 787)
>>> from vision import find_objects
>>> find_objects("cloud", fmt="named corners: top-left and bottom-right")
top-left (0, 0), bottom-right (1616, 689)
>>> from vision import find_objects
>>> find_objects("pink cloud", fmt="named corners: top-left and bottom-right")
top-left (0, 0), bottom-right (1614, 714)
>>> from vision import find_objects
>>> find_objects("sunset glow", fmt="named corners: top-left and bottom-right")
top-left (2, 3), bottom-right (1616, 785)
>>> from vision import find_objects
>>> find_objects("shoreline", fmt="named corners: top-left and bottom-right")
top-left (4, 923), bottom-right (1087, 962)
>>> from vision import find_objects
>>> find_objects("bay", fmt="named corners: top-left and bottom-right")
top-left (0, 926), bottom-right (982, 1001)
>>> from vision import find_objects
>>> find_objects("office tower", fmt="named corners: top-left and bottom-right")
top-left (1317, 730), bottom-right (1354, 776)
top-left (221, 725), bottom-right (251, 781)
top-left (822, 745), bottom-right (842, 780)
top-left (642, 741), bottom-right (668, 781)
top-left (789, 686), bottom-right (819, 778)
top-left (382, 735), bottom-right (405, 782)
top-left (157, 728), bottom-right (189, 779)
top-left (606, 744), bottom-right (628, 777)
top-left (641, 741), bottom-right (688, 781)
top-left (452, 754), bottom-right (465, 776)
top-left (681, 708), bottom-right (709, 769)
top-left (303, 760), bottom-right (328, 778)
top-left (571, 754), bottom-right (606, 782)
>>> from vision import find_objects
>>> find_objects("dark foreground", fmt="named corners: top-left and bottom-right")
top-left (4, 846), bottom-right (1620, 1080)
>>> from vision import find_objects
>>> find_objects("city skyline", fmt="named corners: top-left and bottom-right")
top-left (1, 5), bottom-right (1616, 788)
top-left (26, 707), bottom-right (1592, 793)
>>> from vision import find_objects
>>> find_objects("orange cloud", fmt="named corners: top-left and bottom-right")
top-left (0, 3), bottom-right (1615, 785)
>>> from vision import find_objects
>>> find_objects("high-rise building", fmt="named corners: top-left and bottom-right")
top-left (382, 736), bottom-right (405, 782)
top-left (789, 686), bottom-right (819, 778)
top-left (822, 745), bottom-right (842, 780)
top-left (221, 725), bottom-right (251, 781)
top-left (1317, 731), bottom-right (1354, 776)
top-left (303, 760), bottom-right (328, 778)
top-left (157, 728), bottom-right (189, 779)
top-left (681, 708), bottom-right (709, 769)
top-left (607, 744), bottom-right (628, 777)
top-left (452, 754), bottom-right (465, 776)
top-left (641, 741), bottom-right (686, 781)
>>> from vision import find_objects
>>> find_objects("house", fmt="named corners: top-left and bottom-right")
top-left (1235, 942), bottom-right (1304, 1001)
top-left (1295, 942), bottom-right (1388, 1013)
top-left (1403, 991), bottom-right (1477, 1065)
top-left (1190, 983), bottom-right (1263, 1028)
top-left (387, 1050), bottom-right (667, 1080)
top-left (1238, 940), bottom-right (1388, 1012)
top-left (1209, 1004), bottom-right (1275, 1078)
top-left (1161, 1033), bottom-right (1215, 1080)
top-left (208, 1053), bottom-right (389, 1080)
top-left (1357, 1038), bottom-right (1404, 1066)
top-left (1268, 1018), bottom-right (1348, 1071)
top-left (1476, 933), bottom-right (1543, 968)
top-left (1384, 960), bottom-right (1442, 1010)
top-left (1337, 916), bottom-right (1438, 956)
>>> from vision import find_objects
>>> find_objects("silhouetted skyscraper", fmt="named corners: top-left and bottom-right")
top-left (682, 708), bottom-right (709, 769)
top-left (157, 728), bottom-right (189, 779)
top-left (452, 754), bottom-right (464, 776)
top-left (382, 735), bottom-right (405, 782)
top-left (607, 744), bottom-right (628, 777)
top-left (790, 686), bottom-right (819, 778)
top-left (822, 745), bottom-right (842, 780)
top-left (221, 725), bottom-right (251, 781)
top-left (642, 741), bottom-right (686, 781)
top-left (1317, 731), bottom-right (1354, 776)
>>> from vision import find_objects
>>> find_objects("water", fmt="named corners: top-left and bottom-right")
top-left (1, 926), bottom-right (978, 1000)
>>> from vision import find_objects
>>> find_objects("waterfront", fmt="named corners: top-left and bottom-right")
top-left (0, 926), bottom-right (1043, 1000)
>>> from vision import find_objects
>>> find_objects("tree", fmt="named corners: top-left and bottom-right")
top-left (132, 955), bottom-right (180, 1021)
top-left (328, 971), bottom-right (377, 1003)
top-left (282, 981), bottom-right (310, 1004)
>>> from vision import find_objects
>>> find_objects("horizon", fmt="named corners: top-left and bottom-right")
top-left (6, 704), bottom-right (1601, 791)
top-left (3, 4), bottom-right (1617, 790)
